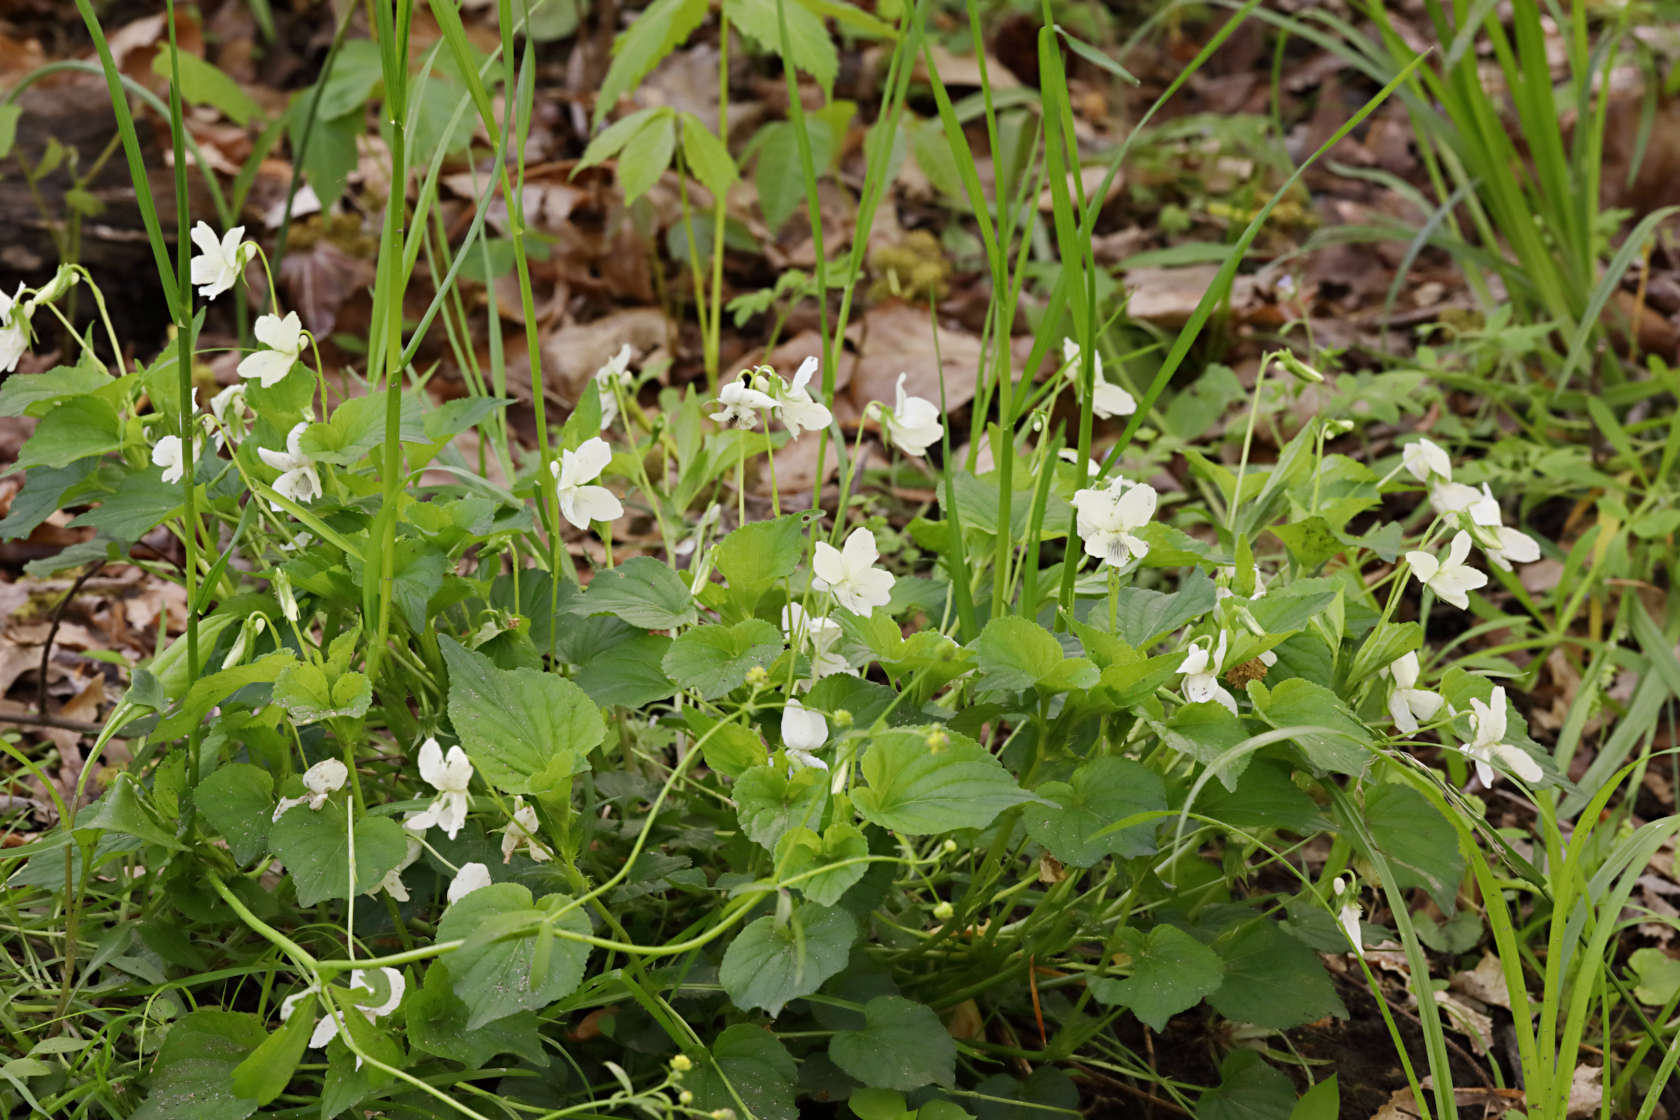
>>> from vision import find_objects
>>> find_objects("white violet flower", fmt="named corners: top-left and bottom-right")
top-left (369, 835), bottom-right (423, 902)
top-left (1401, 438), bottom-right (1452, 483)
top-left (879, 373), bottom-right (943, 457)
top-left (775, 356), bottom-right (833, 439)
top-left (189, 221), bottom-right (254, 301)
top-left (0, 284), bottom-right (32, 373)
top-left (258, 422), bottom-right (323, 505)
top-left (237, 311), bottom-right (306, 388)
top-left (1332, 876), bottom-right (1364, 959)
top-left (1062, 337), bottom-right (1136, 419)
top-left (281, 967), bottom-right (405, 1058)
top-left (781, 602), bottom-right (851, 683)
top-left (1385, 651), bottom-right (1444, 735)
top-left (550, 437), bottom-right (624, 531)
top-left (1179, 633), bottom-right (1237, 714)
top-left (1429, 481), bottom-right (1482, 517)
top-left (404, 737), bottom-right (474, 840)
top-left (1071, 476), bottom-right (1157, 569)
top-left (594, 343), bottom-right (635, 430)
top-left (781, 699), bottom-right (829, 773)
top-left (812, 527), bottom-right (896, 615)
top-left (500, 796), bottom-right (553, 864)
top-left (447, 861), bottom-right (493, 904)
top-left (1460, 686), bottom-right (1541, 787)
top-left (152, 435), bottom-right (187, 484)
top-left (1464, 484), bottom-right (1541, 570)
top-left (272, 758), bottom-right (349, 821)
top-left (710, 375), bottom-right (779, 429)
top-left (1406, 531), bottom-right (1487, 610)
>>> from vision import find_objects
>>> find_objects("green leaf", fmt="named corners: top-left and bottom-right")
top-left (853, 729), bottom-right (1036, 835)
top-left (714, 514), bottom-right (805, 601)
top-left (576, 106), bottom-right (663, 172)
top-left (74, 773), bottom-right (186, 850)
top-left (829, 996), bottom-right (955, 1091)
top-left (1108, 568), bottom-right (1216, 647)
top-left (1248, 579), bottom-right (1341, 635)
top-left (152, 50), bottom-right (262, 127)
top-left (0, 359), bottom-right (112, 418)
top-left (1357, 783), bottom-right (1464, 911)
top-left (1088, 925), bottom-right (1224, 1031)
top-left (229, 998), bottom-right (312, 1105)
top-left (0, 462), bottom-right (97, 540)
top-left (776, 822), bottom-right (869, 906)
top-left (66, 468), bottom-right (181, 542)
top-left (567, 557), bottom-right (698, 630)
top-left (439, 636), bottom-right (604, 795)
top-left (1629, 947), bottom-right (1680, 1005)
top-left (271, 662), bottom-right (373, 725)
top-left (735, 765), bottom-right (828, 852)
top-left (1289, 1077), bottom-right (1339, 1120)
top-left (152, 653), bottom-right (291, 741)
top-left (128, 1010), bottom-right (264, 1120)
top-left (13, 396), bottom-right (122, 470)
top-left (687, 1025), bottom-right (799, 1120)
top-left (196, 763), bottom-right (274, 865)
top-left (680, 112), bottom-right (739, 197)
top-left (1206, 919), bottom-right (1345, 1030)
top-left (270, 801), bottom-right (407, 907)
top-left (0, 103), bottom-right (18, 160)
top-left (973, 616), bottom-right (1097, 695)
top-left (726, 0), bottom-right (839, 92)
top-left (1269, 516), bottom-right (1345, 570)
top-left (405, 961), bottom-right (547, 1067)
top-left (684, 709), bottom-right (766, 778)
top-left (1246, 678), bottom-right (1371, 776)
top-left (290, 107), bottom-right (359, 211)
top-left (662, 620), bottom-right (784, 698)
top-left (435, 883), bottom-right (592, 1029)
top-left (754, 118), bottom-right (840, 231)
top-left (1023, 757), bottom-right (1165, 866)
top-left (595, 0), bottom-right (708, 126)
top-left (1198, 759), bottom-right (1324, 834)
top-left (573, 631), bottom-right (676, 708)
top-left (313, 38), bottom-right (384, 119)
top-left (617, 109), bottom-right (677, 203)
top-left (720, 902), bottom-right (856, 1016)
top-left (1196, 1050), bottom-right (1296, 1120)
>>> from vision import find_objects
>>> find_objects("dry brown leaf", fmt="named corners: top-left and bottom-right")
top-left (1450, 952), bottom-right (1514, 1011)
top-left (533, 309), bottom-right (671, 405)
top-left (838, 302), bottom-right (983, 424)
top-left (278, 237), bottom-right (376, 337)
top-left (1123, 264), bottom-right (1261, 327)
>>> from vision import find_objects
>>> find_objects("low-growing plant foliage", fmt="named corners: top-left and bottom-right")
top-left (3, 2), bottom-right (1679, 1119)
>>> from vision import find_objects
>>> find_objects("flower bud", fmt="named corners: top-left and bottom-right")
top-left (670, 1054), bottom-right (693, 1073)
top-left (941, 839), bottom-right (957, 854)
top-left (933, 900), bottom-right (954, 921)
top-left (924, 728), bottom-right (948, 752)
top-left (832, 709), bottom-right (853, 729)
top-left (30, 264), bottom-right (80, 309)
top-left (744, 665), bottom-right (770, 689)
top-left (274, 569), bottom-right (300, 623)
top-left (679, 1091), bottom-right (694, 1105)
top-left (1273, 350), bottom-right (1324, 384)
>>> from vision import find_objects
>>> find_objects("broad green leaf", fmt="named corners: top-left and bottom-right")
top-left (153, 652), bottom-right (291, 741)
top-left (1248, 579), bottom-right (1341, 635)
top-left (13, 396), bottom-right (122, 470)
top-left (196, 763), bottom-right (274, 865)
top-left (1198, 759), bottom-right (1324, 834)
top-left (272, 662), bottom-right (372, 725)
top-left (128, 1010), bottom-right (264, 1120)
top-left (1357, 783), bottom-right (1464, 910)
top-left (714, 514), bottom-right (805, 600)
top-left (1246, 678), bottom-right (1370, 775)
top-left (683, 709), bottom-right (766, 778)
top-left (1088, 925), bottom-right (1223, 1031)
top-left (1346, 621), bottom-right (1422, 694)
top-left (405, 961), bottom-right (547, 1067)
top-left (1269, 517), bottom-right (1345, 570)
top-left (229, 997), bottom-right (313, 1105)
top-left (680, 112), bottom-right (739, 197)
top-left (1629, 947), bottom-right (1680, 1005)
top-left (595, 0), bottom-right (708, 126)
top-left (573, 631), bottom-right (675, 708)
top-left (270, 801), bottom-right (407, 907)
top-left (687, 1025), bottom-right (798, 1120)
top-left (152, 50), bottom-right (262, 126)
top-left (0, 461), bottom-right (97, 540)
top-left (1290, 1076), bottom-right (1340, 1120)
top-left (973, 616), bottom-right (1096, 695)
top-left (849, 1088), bottom-right (914, 1119)
top-left (75, 773), bottom-right (186, 851)
top-left (66, 468), bottom-right (181, 542)
top-left (776, 821), bottom-right (869, 906)
top-left (720, 902), bottom-right (856, 1016)
top-left (1196, 1050), bottom-right (1296, 1120)
top-left (829, 996), bottom-right (955, 1091)
top-left (853, 729), bottom-right (1035, 835)
top-left (754, 117), bottom-right (840, 231)
top-left (0, 359), bottom-right (112, 417)
top-left (662, 620), bottom-right (784, 698)
top-left (302, 393), bottom-right (425, 465)
top-left (725, 0), bottom-right (838, 92)
top-left (1107, 567), bottom-right (1216, 647)
top-left (1160, 701), bottom-right (1255, 789)
top-left (1206, 919), bottom-right (1345, 1030)
top-left (1023, 757), bottom-right (1165, 866)
top-left (617, 109), bottom-right (677, 203)
top-left (735, 765), bottom-right (828, 852)
top-left (440, 636), bottom-right (604, 794)
top-left (567, 556), bottom-right (697, 630)
top-left (576, 105), bottom-right (663, 172)
top-left (435, 883), bottom-right (592, 1029)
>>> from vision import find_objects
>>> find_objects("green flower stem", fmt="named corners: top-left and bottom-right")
top-left (205, 871), bottom-right (319, 975)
